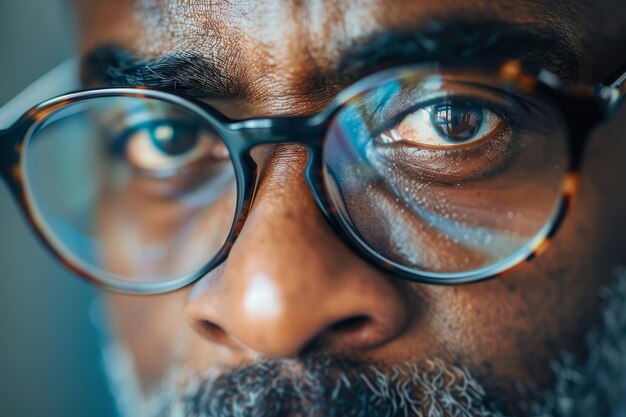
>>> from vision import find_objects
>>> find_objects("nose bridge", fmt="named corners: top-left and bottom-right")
top-left (226, 143), bottom-right (341, 291)
top-left (185, 143), bottom-right (411, 358)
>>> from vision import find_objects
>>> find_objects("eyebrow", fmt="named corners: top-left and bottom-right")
top-left (81, 19), bottom-right (580, 99)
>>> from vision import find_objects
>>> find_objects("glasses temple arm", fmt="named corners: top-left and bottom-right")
top-left (0, 58), bottom-right (79, 131)
top-left (611, 71), bottom-right (626, 93)
top-left (599, 60), bottom-right (626, 111)
top-left (0, 59), bottom-right (79, 188)
top-left (601, 59), bottom-right (626, 88)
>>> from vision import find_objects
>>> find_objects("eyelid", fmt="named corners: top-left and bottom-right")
top-left (357, 80), bottom-right (542, 136)
top-left (367, 122), bottom-right (518, 185)
top-left (101, 103), bottom-right (192, 141)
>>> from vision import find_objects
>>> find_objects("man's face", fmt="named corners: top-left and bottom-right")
top-left (75, 1), bottom-right (626, 415)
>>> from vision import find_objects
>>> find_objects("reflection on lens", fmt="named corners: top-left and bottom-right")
top-left (323, 71), bottom-right (568, 278)
top-left (22, 95), bottom-right (237, 287)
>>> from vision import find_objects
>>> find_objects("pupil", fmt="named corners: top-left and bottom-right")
top-left (431, 102), bottom-right (483, 142)
top-left (150, 122), bottom-right (199, 156)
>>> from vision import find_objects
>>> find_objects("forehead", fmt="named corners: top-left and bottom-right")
top-left (81, 0), bottom-right (578, 57)
top-left (78, 0), bottom-right (584, 112)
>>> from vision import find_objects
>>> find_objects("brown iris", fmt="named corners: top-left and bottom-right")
top-left (431, 101), bottom-right (484, 142)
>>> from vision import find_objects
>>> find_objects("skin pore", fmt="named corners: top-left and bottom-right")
top-left (74, 0), bottom-right (626, 415)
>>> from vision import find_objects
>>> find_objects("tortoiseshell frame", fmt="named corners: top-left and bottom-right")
top-left (0, 61), bottom-right (624, 294)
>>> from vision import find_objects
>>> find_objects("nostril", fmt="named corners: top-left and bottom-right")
top-left (300, 315), bottom-right (373, 356)
top-left (197, 320), bottom-right (228, 340)
top-left (328, 315), bottom-right (372, 334)
top-left (192, 320), bottom-right (246, 351)
top-left (187, 318), bottom-right (246, 351)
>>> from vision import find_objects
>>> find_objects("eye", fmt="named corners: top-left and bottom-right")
top-left (377, 100), bottom-right (506, 148)
top-left (120, 119), bottom-right (229, 177)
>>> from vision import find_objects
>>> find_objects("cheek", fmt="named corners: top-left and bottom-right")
top-left (335, 153), bottom-right (565, 274)
top-left (106, 291), bottom-right (190, 386)
top-left (98, 180), bottom-right (239, 385)
top-left (414, 175), bottom-right (614, 393)
top-left (98, 178), bottom-right (237, 281)
top-left (412, 274), bottom-right (592, 396)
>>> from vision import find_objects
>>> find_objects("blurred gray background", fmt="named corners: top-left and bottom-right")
top-left (0, 1), bottom-right (117, 416)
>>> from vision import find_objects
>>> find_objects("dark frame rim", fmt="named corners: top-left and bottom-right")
top-left (0, 61), bottom-right (618, 294)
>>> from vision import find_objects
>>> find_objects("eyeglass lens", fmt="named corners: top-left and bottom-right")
top-left (323, 71), bottom-right (568, 278)
top-left (22, 96), bottom-right (238, 285)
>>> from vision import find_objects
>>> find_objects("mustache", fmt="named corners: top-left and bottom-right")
top-left (148, 355), bottom-right (506, 417)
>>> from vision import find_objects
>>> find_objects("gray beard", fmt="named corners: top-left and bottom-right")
top-left (100, 267), bottom-right (626, 417)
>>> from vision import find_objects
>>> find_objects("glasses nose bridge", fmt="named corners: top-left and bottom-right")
top-left (222, 116), bottom-right (329, 236)
top-left (223, 115), bottom-right (326, 193)
top-left (226, 115), bottom-right (326, 149)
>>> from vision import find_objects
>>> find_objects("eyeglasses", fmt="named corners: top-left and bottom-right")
top-left (1, 60), bottom-right (624, 294)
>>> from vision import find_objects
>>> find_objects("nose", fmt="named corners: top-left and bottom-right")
top-left (185, 145), bottom-right (412, 358)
